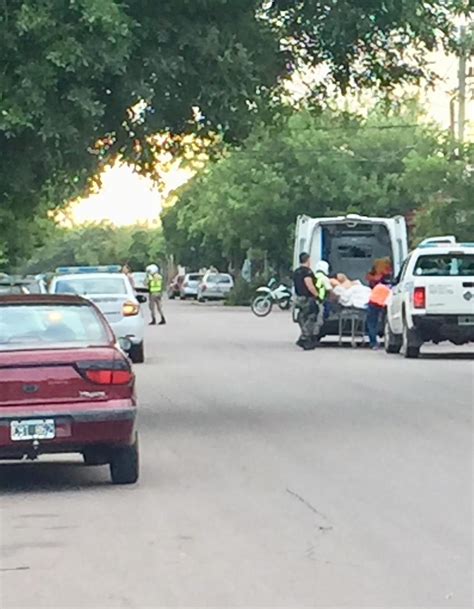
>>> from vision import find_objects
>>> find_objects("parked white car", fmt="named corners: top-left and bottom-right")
top-left (180, 273), bottom-right (204, 299)
top-left (197, 272), bottom-right (234, 302)
top-left (49, 266), bottom-right (147, 363)
top-left (385, 242), bottom-right (474, 358)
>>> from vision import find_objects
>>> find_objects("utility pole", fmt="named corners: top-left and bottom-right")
top-left (458, 25), bottom-right (467, 142)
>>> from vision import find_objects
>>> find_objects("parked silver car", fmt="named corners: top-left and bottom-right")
top-left (180, 273), bottom-right (204, 299)
top-left (197, 273), bottom-right (234, 302)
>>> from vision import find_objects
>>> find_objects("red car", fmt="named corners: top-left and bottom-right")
top-left (0, 294), bottom-right (139, 484)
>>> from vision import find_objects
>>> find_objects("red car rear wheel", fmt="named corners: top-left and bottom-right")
top-left (110, 435), bottom-right (139, 485)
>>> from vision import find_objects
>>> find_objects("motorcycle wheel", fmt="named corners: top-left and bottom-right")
top-left (277, 296), bottom-right (291, 311)
top-left (251, 295), bottom-right (273, 317)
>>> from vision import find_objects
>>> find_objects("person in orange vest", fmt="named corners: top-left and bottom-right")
top-left (366, 257), bottom-right (393, 288)
top-left (367, 278), bottom-right (392, 349)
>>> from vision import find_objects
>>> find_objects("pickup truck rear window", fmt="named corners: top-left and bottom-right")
top-left (414, 254), bottom-right (474, 277)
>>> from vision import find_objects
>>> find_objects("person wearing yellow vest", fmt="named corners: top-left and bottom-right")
top-left (146, 264), bottom-right (166, 326)
top-left (313, 260), bottom-right (332, 339)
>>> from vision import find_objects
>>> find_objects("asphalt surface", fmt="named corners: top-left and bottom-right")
top-left (0, 301), bottom-right (472, 608)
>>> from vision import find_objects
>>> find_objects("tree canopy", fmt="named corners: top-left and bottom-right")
top-left (1, 0), bottom-right (469, 263)
top-left (21, 223), bottom-right (166, 274)
top-left (162, 107), bottom-right (474, 272)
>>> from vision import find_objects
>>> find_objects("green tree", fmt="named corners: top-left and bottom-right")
top-left (164, 106), bottom-right (474, 269)
top-left (22, 222), bottom-right (166, 274)
top-left (1, 1), bottom-right (468, 264)
top-left (127, 228), bottom-right (166, 270)
top-left (408, 156), bottom-right (474, 243)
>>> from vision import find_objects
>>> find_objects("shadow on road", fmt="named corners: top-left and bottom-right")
top-left (0, 461), bottom-right (112, 494)
top-left (419, 351), bottom-right (474, 361)
top-left (316, 340), bottom-right (366, 349)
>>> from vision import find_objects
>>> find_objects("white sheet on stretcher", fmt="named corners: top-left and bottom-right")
top-left (333, 283), bottom-right (371, 309)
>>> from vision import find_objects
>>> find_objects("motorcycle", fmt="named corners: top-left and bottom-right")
top-left (251, 279), bottom-right (292, 317)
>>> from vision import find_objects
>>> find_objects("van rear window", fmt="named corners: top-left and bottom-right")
top-left (337, 245), bottom-right (372, 258)
top-left (414, 254), bottom-right (474, 277)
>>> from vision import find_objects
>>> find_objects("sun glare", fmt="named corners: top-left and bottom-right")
top-left (70, 163), bottom-right (192, 226)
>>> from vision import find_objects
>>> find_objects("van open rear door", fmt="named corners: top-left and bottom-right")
top-left (293, 215), bottom-right (314, 269)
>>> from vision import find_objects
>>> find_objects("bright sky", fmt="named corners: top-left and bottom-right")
top-left (70, 162), bottom-right (192, 226)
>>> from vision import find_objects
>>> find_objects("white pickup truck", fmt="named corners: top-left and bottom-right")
top-left (385, 242), bottom-right (474, 358)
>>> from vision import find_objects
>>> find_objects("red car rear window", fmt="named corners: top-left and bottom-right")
top-left (0, 304), bottom-right (110, 351)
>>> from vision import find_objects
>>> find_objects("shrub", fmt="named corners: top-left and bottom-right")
top-left (225, 275), bottom-right (270, 306)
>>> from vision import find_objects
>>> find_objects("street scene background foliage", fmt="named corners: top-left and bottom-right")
top-left (0, 1), bottom-right (472, 271)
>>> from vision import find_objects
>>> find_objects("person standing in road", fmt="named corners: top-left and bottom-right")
top-left (122, 263), bottom-right (135, 289)
top-left (293, 252), bottom-right (319, 350)
top-left (366, 278), bottom-right (391, 349)
top-left (146, 264), bottom-right (166, 326)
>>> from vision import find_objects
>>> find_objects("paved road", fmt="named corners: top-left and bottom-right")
top-left (1, 302), bottom-right (472, 608)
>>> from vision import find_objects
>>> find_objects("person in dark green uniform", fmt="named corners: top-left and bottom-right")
top-left (293, 252), bottom-right (319, 350)
top-left (146, 264), bottom-right (166, 326)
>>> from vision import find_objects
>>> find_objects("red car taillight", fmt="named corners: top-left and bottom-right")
top-left (76, 361), bottom-right (133, 385)
top-left (413, 286), bottom-right (426, 309)
top-left (122, 301), bottom-right (140, 317)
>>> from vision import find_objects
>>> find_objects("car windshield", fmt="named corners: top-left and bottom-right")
top-left (0, 304), bottom-right (109, 351)
top-left (188, 274), bottom-right (203, 282)
top-left (206, 275), bottom-right (218, 284)
top-left (55, 276), bottom-right (127, 295)
top-left (217, 275), bottom-right (232, 284)
top-left (414, 254), bottom-right (474, 277)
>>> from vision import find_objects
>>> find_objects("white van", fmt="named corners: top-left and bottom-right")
top-left (293, 213), bottom-right (409, 334)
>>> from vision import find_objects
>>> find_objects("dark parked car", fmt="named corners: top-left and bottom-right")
top-left (0, 294), bottom-right (139, 484)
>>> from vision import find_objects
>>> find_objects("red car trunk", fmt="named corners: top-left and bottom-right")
top-left (0, 347), bottom-right (133, 408)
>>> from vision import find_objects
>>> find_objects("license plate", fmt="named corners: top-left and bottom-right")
top-left (459, 315), bottom-right (474, 326)
top-left (10, 419), bottom-right (55, 441)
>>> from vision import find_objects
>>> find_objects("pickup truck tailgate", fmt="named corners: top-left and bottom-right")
top-left (424, 278), bottom-right (474, 316)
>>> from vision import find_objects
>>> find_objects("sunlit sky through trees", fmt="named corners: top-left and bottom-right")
top-left (71, 47), bottom-right (472, 227)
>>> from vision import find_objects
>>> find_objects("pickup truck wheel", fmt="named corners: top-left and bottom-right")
top-left (129, 341), bottom-right (145, 364)
top-left (401, 321), bottom-right (421, 359)
top-left (110, 437), bottom-right (139, 485)
top-left (384, 319), bottom-right (401, 354)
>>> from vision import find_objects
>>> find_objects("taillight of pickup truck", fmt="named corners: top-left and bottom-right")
top-left (413, 286), bottom-right (426, 309)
